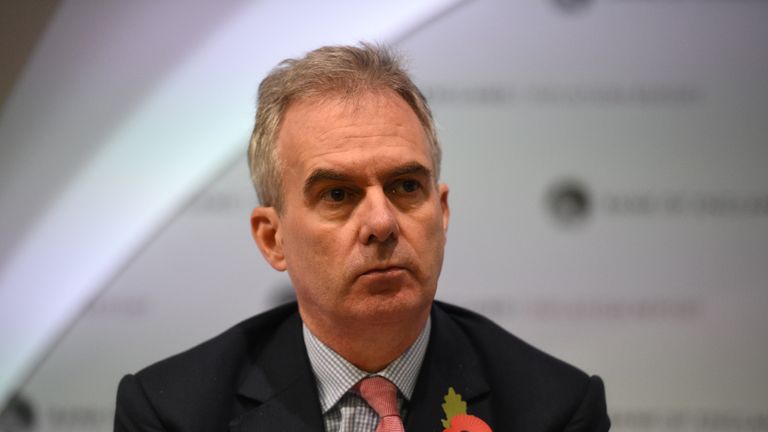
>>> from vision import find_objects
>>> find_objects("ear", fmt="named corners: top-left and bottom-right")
top-left (251, 206), bottom-right (287, 271)
top-left (438, 183), bottom-right (450, 233)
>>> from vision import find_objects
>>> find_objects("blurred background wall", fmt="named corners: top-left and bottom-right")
top-left (1, 0), bottom-right (766, 431)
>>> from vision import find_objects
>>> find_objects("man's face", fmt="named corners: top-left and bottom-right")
top-left (258, 90), bottom-right (449, 332)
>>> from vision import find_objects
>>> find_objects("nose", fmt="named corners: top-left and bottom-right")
top-left (358, 188), bottom-right (399, 244)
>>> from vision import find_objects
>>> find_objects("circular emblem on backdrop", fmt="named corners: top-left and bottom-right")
top-left (0, 394), bottom-right (36, 431)
top-left (546, 179), bottom-right (592, 226)
top-left (552, 0), bottom-right (593, 13)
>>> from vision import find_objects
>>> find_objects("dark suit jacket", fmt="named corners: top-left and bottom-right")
top-left (115, 301), bottom-right (610, 431)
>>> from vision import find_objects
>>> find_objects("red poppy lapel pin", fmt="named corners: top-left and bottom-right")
top-left (441, 387), bottom-right (492, 432)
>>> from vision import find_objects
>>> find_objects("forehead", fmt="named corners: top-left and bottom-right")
top-left (276, 91), bottom-right (433, 175)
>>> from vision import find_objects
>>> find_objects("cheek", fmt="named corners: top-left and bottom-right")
top-left (421, 203), bottom-right (448, 241)
top-left (406, 210), bottom-right (447, 265)
top-left (282, 220), bottom-right (347, 275)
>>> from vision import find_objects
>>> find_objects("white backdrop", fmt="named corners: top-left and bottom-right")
top-left (3, 0), bottom-right (767, 431)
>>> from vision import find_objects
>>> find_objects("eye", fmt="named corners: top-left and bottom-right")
top-left (321, 188), bottom-right (349, 202)
top-left (392, 179), bottom-right (422, 195)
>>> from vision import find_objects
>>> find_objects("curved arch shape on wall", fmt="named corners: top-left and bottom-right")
top-left (0, 0), bottom-right (466, 407)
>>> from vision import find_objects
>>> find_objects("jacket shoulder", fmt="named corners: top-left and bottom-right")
top-left (432, 301), bottom-right (609, 430)
top-left (137, 302), bottom-right (298, 385)
top-left (434, 300), bottom-right (588, 383)
top-left (116, 302), bottom-right (299, 431)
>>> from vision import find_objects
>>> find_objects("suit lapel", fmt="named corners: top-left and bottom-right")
top-left (228, 302), bottom-right (493, 431)
top-left (229, 312), bottom-right (324, 432)
top-left (405, 303), bottom-right (492, 432)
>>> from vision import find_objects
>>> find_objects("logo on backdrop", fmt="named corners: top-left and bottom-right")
top-left (546, 179), bottom-right (592, 226)
top-left (545, 178), bottom-right (768, 226)
top-left (0, 394), bottom-right (35, 431)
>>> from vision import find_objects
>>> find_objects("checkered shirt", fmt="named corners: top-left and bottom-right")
top-left (302, 317), bottom-right (431, 432)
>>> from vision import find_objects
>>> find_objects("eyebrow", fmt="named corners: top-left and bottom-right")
top-left (302, 162), bottom-right (433, 196)
top-left (387, 162), bottom-right (432, 180)
top-left (303, 169), bottom-right (352, 196)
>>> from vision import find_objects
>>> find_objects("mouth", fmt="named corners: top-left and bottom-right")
top-left (359, 265), bottom-right (409, 278)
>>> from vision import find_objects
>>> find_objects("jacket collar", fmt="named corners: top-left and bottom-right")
top-left (228, 301), bottom-right (491, 431)
top-left (229, 309), bottom-right (324, 432)
top-left (405, 301), bottom-right (491, 431)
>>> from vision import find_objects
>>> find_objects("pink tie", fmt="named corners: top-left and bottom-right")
top-left (357, 376), bottom-right (406, 432)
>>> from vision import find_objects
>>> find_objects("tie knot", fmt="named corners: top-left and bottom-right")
top-left (356, 376), bottom-right (399, 418)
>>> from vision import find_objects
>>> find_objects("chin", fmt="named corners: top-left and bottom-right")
top-left (349, 289), bottom-right (433, 323)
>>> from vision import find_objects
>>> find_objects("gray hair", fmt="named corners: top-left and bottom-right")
top-left (247, 43), bottom-right (441, 211)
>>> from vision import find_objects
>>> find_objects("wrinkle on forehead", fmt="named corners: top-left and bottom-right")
top-left (278, 92), bottom-right (430, 166)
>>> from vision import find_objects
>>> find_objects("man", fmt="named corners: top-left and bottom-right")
top-left (115, 43), bottom-right (610, 432)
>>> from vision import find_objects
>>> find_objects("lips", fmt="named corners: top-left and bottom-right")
top-left (357, 264), bottom-right (412, 281)
top-left (361, 266), bottom-right (407, 276)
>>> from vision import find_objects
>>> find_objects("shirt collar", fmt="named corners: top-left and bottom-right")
top-left (303, 316), bottom-right (431, 414)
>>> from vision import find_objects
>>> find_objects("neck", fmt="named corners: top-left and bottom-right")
top-left (300, 304), bottom-right (431, 372)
